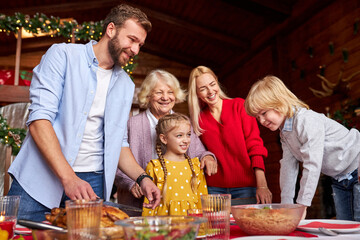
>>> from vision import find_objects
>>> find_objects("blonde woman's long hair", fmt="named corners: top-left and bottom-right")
top-left (188, 66), bottom-right (230, 135)
top-left (137, 69), bottom-right (187, 109)
top-left (245, 75), bottom-right (309, 118)
top-left (155, 113), bottom-right (198, 202)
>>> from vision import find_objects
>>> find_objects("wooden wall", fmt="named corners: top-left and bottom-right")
top-left (222, 0), bottom-right (360, 218)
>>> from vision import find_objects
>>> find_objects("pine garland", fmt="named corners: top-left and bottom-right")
top-left (0, 12), bottom-right (103, 41)
top-left (0, 115), bottom-right (27, 156)
top-left (0, 12), bottom-right (138, 79)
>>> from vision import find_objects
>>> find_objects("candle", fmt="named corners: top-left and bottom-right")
top-left (0, 217), bottom-right (16, 239)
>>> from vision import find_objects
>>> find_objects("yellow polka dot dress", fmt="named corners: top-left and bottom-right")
top-left (142, 157), bottom-right (208, 216)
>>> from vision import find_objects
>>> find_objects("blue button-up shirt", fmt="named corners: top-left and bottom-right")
top-left (281, 116), bottom-right (293, 132)
top-left (8, 41), bottom-right (134, 208)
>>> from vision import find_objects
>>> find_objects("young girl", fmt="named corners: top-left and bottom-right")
top-left (142, 113), bottom-right (208, 216)
top-left (245, 75), bottom-right (360, 220)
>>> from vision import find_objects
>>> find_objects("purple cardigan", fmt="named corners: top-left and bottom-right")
top-left (114, 111), bottom-right (215, 211)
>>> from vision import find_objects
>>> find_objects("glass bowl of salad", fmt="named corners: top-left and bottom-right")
top-left (115, 215), bottom-right (207, 240)
top-left (231, 203), bottom-right (305, 236)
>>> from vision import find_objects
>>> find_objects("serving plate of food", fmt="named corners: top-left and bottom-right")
top-left (19, 204), bottom-right (129, 239)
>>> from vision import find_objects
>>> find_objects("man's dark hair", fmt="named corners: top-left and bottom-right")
top-left (102, 4), bottom-right (152, 35)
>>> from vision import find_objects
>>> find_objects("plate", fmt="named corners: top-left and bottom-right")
top-left (231, 236), bottom-right (309, 240)
top-left (297, 219), bottom-right (360, 233)
top-left (14, 224), bottom-right (32, 235)
top-left (196, 234), bottom-right (206, 239)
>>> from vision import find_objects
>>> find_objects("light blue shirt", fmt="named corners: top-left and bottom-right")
top-left (281, 116), bottom-right (293, 132)
top-left (8, 41), bottom-right (134, 209)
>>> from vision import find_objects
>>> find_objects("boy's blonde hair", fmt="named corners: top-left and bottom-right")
top-left (245, 75), bottom-right (309, 118)
top-left (155, 113), bottom-right (198, 202)
top-left (188, 66), bottom-right (230, 136)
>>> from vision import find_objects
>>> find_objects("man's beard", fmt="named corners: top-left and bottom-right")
top-left (108, 35), bottom-right (129, 67)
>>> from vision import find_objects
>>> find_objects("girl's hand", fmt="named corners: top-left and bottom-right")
top-left (200, 155), bottom-right (217, 176)
top-left (256, 187), bottom-right (272, 204)
top-left (130, 183), bottom-right (143, 198)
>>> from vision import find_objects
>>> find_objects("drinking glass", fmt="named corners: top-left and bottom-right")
top-left (201, 194), bottom-right (231, 240)
top-left (65, 199), bottom-right (102, 240)
top-left (0, 196), bottom-right (20, 239)
top-left (187, 209), bottom-right (206, 238)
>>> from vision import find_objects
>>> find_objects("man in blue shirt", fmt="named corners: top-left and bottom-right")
top-left (8, 4), bottom-right (161, 221)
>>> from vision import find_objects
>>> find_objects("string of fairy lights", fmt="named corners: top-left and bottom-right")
top-left (0, 12), bottom-right (138, 154)
top-left (0, 12), bottom-right (103, 41)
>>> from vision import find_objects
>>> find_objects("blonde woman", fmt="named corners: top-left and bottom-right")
top-left (245, 75), bottom-right (360, 220)
top-left (115, 69), bottom-right (216, 214)
top-left (188, 66), bottom-right (272, 204)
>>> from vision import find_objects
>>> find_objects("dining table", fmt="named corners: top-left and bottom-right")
top-left (13, 219), bottom-right (360, 240)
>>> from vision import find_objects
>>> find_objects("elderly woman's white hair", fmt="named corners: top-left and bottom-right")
top-left (138, 69), bottom-right (187, 108)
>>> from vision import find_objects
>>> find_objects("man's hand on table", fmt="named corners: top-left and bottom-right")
top-left (140, 177), bottom-right (161, 209)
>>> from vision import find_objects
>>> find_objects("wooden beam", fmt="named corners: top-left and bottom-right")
top-left (142, 42), bottom-right (218, 68)
top-left (219, 0), bottom-right (336, 80)
top-left (249, 0), bottom-right (293, 16)
top-left (14, 29), bottom-right (22, 85)
top-left (0, 36), bottom-right (68, 56)
top-left (2, 0), bottom-right (248, 50)
top-left (223, 0), bottom-right (291, 20)
top-left (0, 85), bottom-right (30, 103)
top-left (1, 1), bottom-right (115, 18)
top-left (129, 3), bottom-right (248, 50)
top-left (4, 146), bottom-right (12, 196)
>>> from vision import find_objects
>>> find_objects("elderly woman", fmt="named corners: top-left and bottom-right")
top-left (187, 66), bottom-right (272, 204)
top-left (115, 69), bottom-right (217, 213)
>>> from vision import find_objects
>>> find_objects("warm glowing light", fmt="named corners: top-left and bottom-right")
top-left (0, 215), bottom-right (4, 222)
top-left (15, 28), bottom-right (54, 38)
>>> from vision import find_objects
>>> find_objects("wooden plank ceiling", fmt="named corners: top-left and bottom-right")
top-left (0, 0), bottom-right (333, 80)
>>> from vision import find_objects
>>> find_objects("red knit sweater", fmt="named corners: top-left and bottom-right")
top-left (199, 98), bottom-right (268, 188)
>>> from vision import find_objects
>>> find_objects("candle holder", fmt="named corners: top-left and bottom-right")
top-left (0, 196), bottom-right (21, 239)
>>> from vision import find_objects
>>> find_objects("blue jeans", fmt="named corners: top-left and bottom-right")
top-left (354, 183), bottom-right (360, 221)
top-left (331, 169), bottom-right (358, 220)
top-left (8, 171), bottom-right (104, 221)
top-left (207, 186), bottom-right (256, 199)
